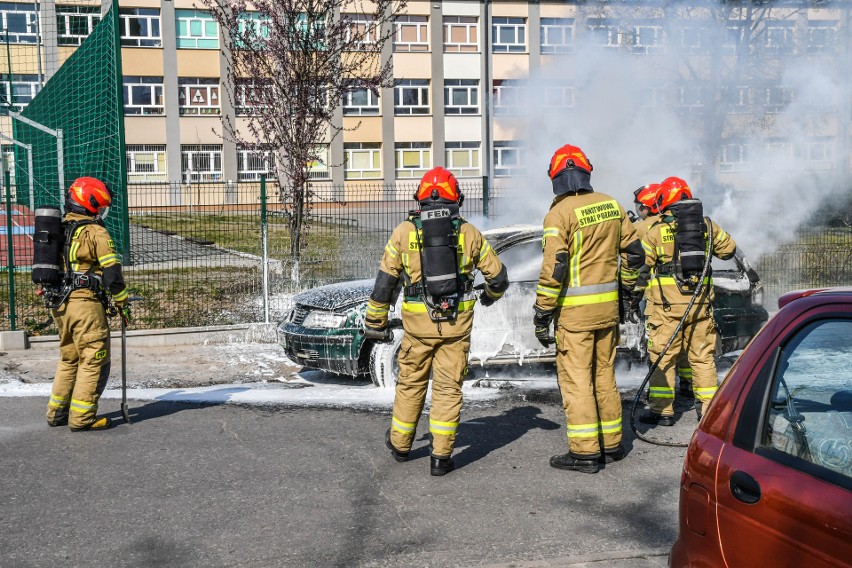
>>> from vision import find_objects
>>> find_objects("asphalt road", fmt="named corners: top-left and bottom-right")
top-left (0, 392), bottom-right (690, 568)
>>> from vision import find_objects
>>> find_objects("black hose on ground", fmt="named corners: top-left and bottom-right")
top-left (630, 222), bottom-right (715, 448)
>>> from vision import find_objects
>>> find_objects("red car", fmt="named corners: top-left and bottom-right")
top-left (670, 288), bottom-right (852, 568)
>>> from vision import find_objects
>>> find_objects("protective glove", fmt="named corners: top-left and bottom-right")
top-left (363, 326), bottom-right (392, 343)
top-left (532, 307), bottom-right (555, 348)
top-left (479, 291), bottom-right (497, 307)
top-left (628, 291), bottom-right (644, 323)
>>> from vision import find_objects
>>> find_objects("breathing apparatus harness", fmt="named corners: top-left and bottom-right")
top-left (32, 208), bottom-right (114, 313)
top-left (630, 201), bottom-right (715, 448)
top-left (403, 204), bottom-right (469, 324)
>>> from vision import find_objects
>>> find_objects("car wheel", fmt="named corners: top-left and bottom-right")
top-left (369, 329), bottom-right (402, 388)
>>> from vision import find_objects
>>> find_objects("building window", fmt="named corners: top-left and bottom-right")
top-left (0, 3), bottom-right (38, 44)
top-left (637, 87), bottom-right (664, 109)
top-left (1, 145), bottom-right (16, 187)
top-left (343, 14), bottom-right (378, 49)
top-left (344, 142), bottom-right (381, 180)
top-left (237, 146), bottom-right (275, 182)
top-left (394, 15), bottom-right (428, 52)
top-left (235, 11), bottom-right (271, 49)
top-left (676, 24), bottom-right (711, 55)
top-left (723, 85), bottom-right (750, 113)
top-left (677, 85), bottom-right (704, 113)
top-left (181, 144), bottom-right (223, 182)
top-left (587, 19), bottom-right (622, 50)
top-left (804, 138), bottom-right (833, 169)
top-left (764, 21), bottom-right (794, 55)
top-left (808, 21), bottom-right (837, 55)
top-left (57, 5), bottom-right (101, 46)
top-left (540, 18), bottom-right (573, 54)
top-left (307, 145), bottom-right (330, 180)
top-left (720, 142), bottom-right (749, 172)
top-left (446, 142), bottom-right (480, 178)
top-left (494, 141), bottom-right (525, 177)
top-left (126, 145), bottom-right (167, 184)
top-left (394, 79), bottom-right (429, 115)
top-left (0, 74), bottom-right (39, 111)
top-left (632, 23), bottom-right (664, 54)
top-left (762, 85), bottom-right (794, 113)
top-left (395, 142), bottom-right (431, 179)
top-left (178, 78), bottom-right (220, 115)
top-left (493, 80), bottom-right (526, 116)
top-left (444, 16), bottom-right (477, 53)
top-left (235, 79), bottom-right (273, 116)
top-left (543, 82), bottom-right (573, 109)
top-left (119, 8), bottom-right (161, 48)
top-left (123, 76), bottom-right (164, 115)
top-left (492, 17), bottom-right (525, 53)
top-left (444, 79), bottom-right (478, 115)
top-left (342, 85), bottom-right (380, 116)
top-left (176, 9), bottom-right (219, 49)
top-left (762, 139), bottom-right (794, 163)
top-left (723, 23), bottom-right (743, 54)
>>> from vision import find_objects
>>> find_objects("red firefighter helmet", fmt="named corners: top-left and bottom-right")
top-left (548, 144), bottom-right (593, 180)
top-left (416, 166), bottom-right (463, 205)
top-left (66, 177), bottom-right (112, 216)
top-left (634, 183), bottom-right (662, 215)
top-left (656, 176), bottom-right (692, 212)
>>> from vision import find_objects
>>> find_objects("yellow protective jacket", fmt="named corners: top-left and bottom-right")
top-left (366, 216), bottom-right (507, 339)
top-left (63, 212), bottom-right (128, 305)
top-left (535, 192), bottom-right (642, 332)
top-left (636, 212), bottom-right (737, 313)
top-left (620, 213), bottom-right (659, 289)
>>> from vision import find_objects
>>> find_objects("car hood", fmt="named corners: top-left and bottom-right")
top-left (293, 279), bottom-right (374, 311)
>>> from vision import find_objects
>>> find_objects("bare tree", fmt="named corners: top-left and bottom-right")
top-left (204, 0), bottom-right (407, 282)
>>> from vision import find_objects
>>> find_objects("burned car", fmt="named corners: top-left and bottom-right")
top-left (277, 225), bottom-right (769, 387)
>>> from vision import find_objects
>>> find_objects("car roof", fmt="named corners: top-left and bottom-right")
top-left (777, 287), bottom-right (852, 310)
top-left (482, 224), bottom-right (541, 251)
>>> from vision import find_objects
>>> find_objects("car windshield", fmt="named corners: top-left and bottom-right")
top-left (499, 239), bottom-right (543, 282)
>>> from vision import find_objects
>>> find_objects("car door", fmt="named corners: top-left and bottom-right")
top-left (714, 314), bottom-right (852, 567)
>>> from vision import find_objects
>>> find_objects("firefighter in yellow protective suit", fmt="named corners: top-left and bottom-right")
top-left (632, 177), bottom-right (737, 425)
top-left (364, 167), bottom-right (508, 476)
top-left (45, 177), bottom-right (129, 431)
top-left (623, 184), bottom-right (693, 396)
top-left (534, 145), bottom-right (644, 474)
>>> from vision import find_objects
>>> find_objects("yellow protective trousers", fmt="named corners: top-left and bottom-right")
top-left (389, 331), bottom-right (470, 458)
top-left (555, 325), bottom-right (623, 457)
top-left (46, 297), bottom-right (111, 429)
top-left (646, 303), bottom-right (717, 416)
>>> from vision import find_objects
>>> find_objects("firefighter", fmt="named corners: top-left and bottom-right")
top-left (632, 177), bottom-right (738, 424)
top-left (364, 166), bottom-right (508, 476)
top-left (45, 177), bottom-right (129, 431)
top-left (534, 144), bottom-right (644, 474)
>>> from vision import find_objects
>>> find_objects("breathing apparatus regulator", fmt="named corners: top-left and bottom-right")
top-left (411, 167), bottom-right (466, 322)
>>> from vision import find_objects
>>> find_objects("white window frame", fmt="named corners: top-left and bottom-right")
top-left (494, 141), bottom-right (526, 177)
top-left (587, 19), bottom-right (622, 50)
top-left (492, 17), bottom-right (526, 53)
top-left (394, 15), bottom-right (428, 52)
top-left (126, 145), bottom-right (168, 184)
top-left (237, 146), bottom-right (275, 182)
top-left (120, 7), bottom-right (162, 48)
top-left (178, 77), bottom-right (221, 115)
top-left (808, 21), bottom-right (837, 55)
top-left (0, 73), bottom-right (39, 111)
top-left (445, 142), bottom-right (480, 178)
top-left (56, 4), bottom-right (101, 46)
top-left (342, 85), bottom-right (380, 116)
top-left (181, 144), bottom-right (223, 183)
top-left (443, 15), bottom-right (477, 53)
top-left (677, 24), bottom-right (710, 54)
top-left (762, 85), bottom-right (793, 113)
top-left (235, 79), bottom-right (273, 116)
top-left (723, 23), bottom-right (743, 54)
top-left (493, 80), bottom-right (526, 116)
top-left (344, 142), bottom-right (382, 180)
top-left (720, 142), bottom-right (749, 172)
top-left (764, 21), bottom-right (794, 54)
top-left (343, 14), bottom-right (378, 49)
top-left (632, 23), bottom-right (664, 54)
top-left (444, 79), bottom-right (479, 115)
top-left (723, 85), bottom-right (750, 113)
top-left (0, 3), bottom-right (38, 44)
top-left (543, 82), bottom-right (573, 109)
top-left (307, 145), bottom-right (330, 180)
top-left (763, 139), bottom-right (794, 163)
top-left (394, 79), bottom-right (429, 116)
top-left (540, 18), bottom-right (573, 54)
top-left (123, 76), bottom-right (164, 116)
top-left (677, 85), bottom-right (704, 112)
top-left (804, 138), bottom-right (833, 169)
top-left (176, 9), bottom-right (219, 49)
top-left (395, 142), bottom-right (431, 179)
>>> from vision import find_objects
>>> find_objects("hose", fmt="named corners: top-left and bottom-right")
top-left (630, 221), bottom-right (714, 448)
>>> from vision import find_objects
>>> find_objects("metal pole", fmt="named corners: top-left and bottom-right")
top-left (4, 169), bottom-right (16, 330)
top-left (56, 128), bottom-right (64, 205)
top-left (482, 174), bottom-right (490, 219)
top-left (260, 175), bottom-right (269, 324)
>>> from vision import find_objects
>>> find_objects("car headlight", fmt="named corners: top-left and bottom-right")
top-left (302, 310), bottom-right (347, 329)
top-left (751, 286), bottom-right (764, 307)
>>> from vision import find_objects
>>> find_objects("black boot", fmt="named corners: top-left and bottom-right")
top-left (599, 444), bottom-right (626, 464)
top-left (430, 455), bottom-right (455, 476)
top-left (639, 411), bottom-right (675, 427)
top-left (695, 401), bottom-right (704, 421)
top-left (550, 453), bottom-right (600, 474)
top-left (385, 429), bottom-right (409, 462)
